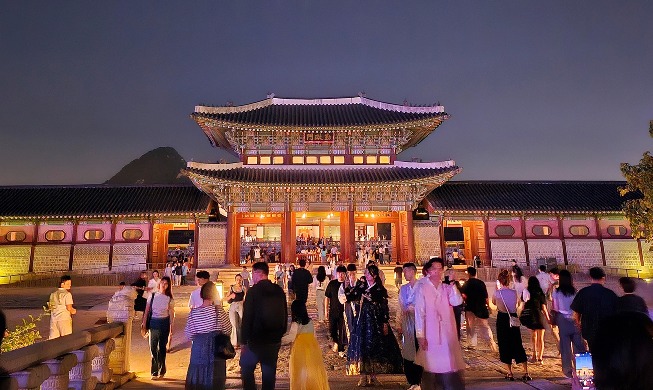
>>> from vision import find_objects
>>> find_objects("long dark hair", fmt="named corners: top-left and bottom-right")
top-left (291, 300), bottom-right (310, 325)
top-left (512, 266), bottom-right (524, 283)
top-left (556, 269), bottom-right (576, 297)
top-left (526, 276), bottom-right (543, 298)
top-left (366, 264), bottom-right (382, 285)
top-left (316, 266), bottom-right (327, 283)
top-left (160, 276), bottom-right (173, 298)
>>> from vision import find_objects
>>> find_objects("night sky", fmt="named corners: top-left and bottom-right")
top-left (1, 1), bottom-right (652, 185)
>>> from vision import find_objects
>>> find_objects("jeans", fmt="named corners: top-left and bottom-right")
top-left (149, 317), bottom-right (170, 376)
top-left (240, 342), bottom-right (281, 390)
top-left (557, 313), bottom-right (586, 377)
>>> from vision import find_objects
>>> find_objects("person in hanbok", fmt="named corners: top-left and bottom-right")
top-left (281, 300), bottom-right (330, 390)
top-left (414, 258), bottom-right (465, 390)
top-left (348, 264), bottom-right (403, 387)
top-left (185, 281), bottom-right (232, 390)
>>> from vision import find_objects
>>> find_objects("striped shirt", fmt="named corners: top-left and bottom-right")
top-left (185, 304), bottom-right (232, 340)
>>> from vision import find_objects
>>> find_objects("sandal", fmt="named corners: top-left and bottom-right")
top-left (504, 373), bottom-right (515, 381)
top-left (522, 374), bottom-right (533, 381)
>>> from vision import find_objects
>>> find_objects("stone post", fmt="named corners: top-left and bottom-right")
top-left (106, 286), bottom-right (136, 381)
top-left (41, 353), bottom-right (77, 390)
top-left (69, 345), bottom-right (99, 390)
top-left (91, 339), bottom-right (115, 388)
top-left (8, 364), bottom-right (51, 390)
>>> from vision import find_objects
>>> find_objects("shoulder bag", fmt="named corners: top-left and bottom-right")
top-left (214, 305), bottom-right (236, 359)
top-left (519, 298), bottom-right (535, 329)
top-left (498, 290), bottom-right (521, 328)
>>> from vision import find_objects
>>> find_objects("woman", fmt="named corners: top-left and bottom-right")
top-left (511, 266), bottom-right (526, 308)
top-left (185, 281), bottom-right (232, 390)
top-left (282, 300), bottom-right (330, 390)
top-left (313, 266), bottom-right (328, 323)
top-left (141, 276), bottom-right (175, 380)
top-left (493, 270), bottom-right (531, 381)
top-left (552, 269), bottom-right (585, 378)
top-left (227, 274), bottom-right (246, 347)
top-left (522, 276), bottom-right (550, 364)
top-left (348, 264), bottom-right (403, 386)
top-left (287, 264), bottom-right (295, 296)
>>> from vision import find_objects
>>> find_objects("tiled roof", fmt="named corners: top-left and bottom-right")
top-left (184, 164), bottom-right (461, 185)
top-left (427, 181), bottom-right (632, 213)
top-left (193, 97), bottom-right (447, 127)
top-left (0, 185), bottom-right (211, 219)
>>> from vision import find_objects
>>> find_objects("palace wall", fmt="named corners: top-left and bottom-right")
top-left (197, 222), bottom-right (227, 268)
top-left (413, 221), bottom-right (441, 264)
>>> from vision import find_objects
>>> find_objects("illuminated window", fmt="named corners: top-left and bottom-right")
top-left (260, 156), bottom-right (271, 165)
top-left (569, 225), bottom-right (589, 236)
top-left (5, 231), bottom-right (26, 242)
top-left (122, 229), bottom-right (143, 240)
top-left (84, 229), bottom-right (104, 241)
top-left (306, 156), bottom-right (318, 164)
top-left (366, 155), bottom-right (378, 164)
top-left (353, 156), bottom-right (364, 164)
top-left (319, 156), bottom-right (331, 164)
top-left (532, 225), bottom-right (552, 236)
top-left (247, 156), bottom-right (258, 165)
top-left (45, 230), bottom-right (66, 242)
top-left (495, 225), bottom-right (515, 237)
top-left (379, 156), bottom-right (391, 164)
top-left (273, 156), bottom-right (284, 164)
top-left (607, 225), bottom-right (627, 237)
top-left (333, 156), bottom-right (345, 164)
top-left (292, 156), bottom-right (304, 164)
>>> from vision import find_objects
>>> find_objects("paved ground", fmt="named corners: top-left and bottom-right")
top-left (1, 276), bottom-right (582, 390)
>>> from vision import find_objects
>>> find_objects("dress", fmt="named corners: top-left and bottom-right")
top-left (283, 321), bottom-right (330, 390)
top-left (185, 304), bottom-right (232, 390)
top-left (523, 290), bottom-right (546, 330)
top-left (347, 283), bottom-right (403, 375)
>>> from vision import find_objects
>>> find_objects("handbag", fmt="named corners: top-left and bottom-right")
top-left (498, 289), bottom-right (520, 328)
top-left (519, 300), bottom-right (535, 329)
top-left (214, 305), bottom-right (236, 359)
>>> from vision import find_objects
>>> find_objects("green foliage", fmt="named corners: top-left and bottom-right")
top-left (0, 307), bottom-right (48, 353)
top-left (621, 123), bottom-right (653, 241)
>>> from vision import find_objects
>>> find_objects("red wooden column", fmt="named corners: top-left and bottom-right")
top-left (483, 216), bottom-right (492, 266)
top-left (68, 220), bottom-right (78, 271)
top-left (147, 219), bottom-right (154, 267)
top-left (521, 215), bottom-right (530, 267)
top-left (595, 216), bottom-right (606, 266)
top-left (226, 211), bottom-right (235, 266)
top-left (108, 220), bottom-right (117, 271)
top-left (282, 210), bottom-right (293, 263)
top-left (28, 221), bottom-right (39, 273)
top-left (439, 215), bottom-right (446, 259)
top-left (405, 210), bottom-right (415, 264)
top-left (193, 217), bottom-right (200, 268)
top-left (557, 216), bottom-right (569, 265)
top-left (347, 209), bottom-right (355, 263)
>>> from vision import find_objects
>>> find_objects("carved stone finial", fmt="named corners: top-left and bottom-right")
top-left (267, 92), bottom-right (275, 98)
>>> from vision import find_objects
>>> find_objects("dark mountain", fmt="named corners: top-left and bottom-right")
top-left (105, 147), bottom-right (191, 185)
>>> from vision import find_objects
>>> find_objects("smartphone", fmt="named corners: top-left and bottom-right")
top-left (575, 352), bottom-right (594, 389)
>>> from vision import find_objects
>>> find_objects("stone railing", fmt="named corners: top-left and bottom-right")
top-left (0, 289), bottom-right (136, 390)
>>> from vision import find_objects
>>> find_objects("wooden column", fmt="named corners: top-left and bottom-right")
top-left (595, 216), bottom-right (606, 266)
top-left (282, 210), bottom-right (293, 263)
top-left (226, 211), bottom-right (235, 266)
top-left (404, 210), bottom-right (415, 264)
top-left (557, 216), bottom-right (569, 265)
top-left (289, 211), bottom-right (297, 263)
top-left (637, 239), bottom-right (645, 267)
top-left (69, 221), bottom-right (78, 271)
top-left (193, 217), bottom-right (200, 267)
top-left (108, 220), bottom-right (117, 271)
top-left (29, 221), bottom-right (39, 273)
top-left (147, 219), bottom-right (154, 267)
top-left (483, 216), bottom-right (492, 266)
top-left (439, 215), bottom-right (446, 259)
top-left (347, 209), bottom-right (355, 264)
top-left (521, 216), bottom-right (530, 266)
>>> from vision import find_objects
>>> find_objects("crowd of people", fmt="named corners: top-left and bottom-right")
top-left (38, 258), bottom-right (653, 390)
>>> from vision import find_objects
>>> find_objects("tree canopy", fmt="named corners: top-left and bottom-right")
top-left (620, 121), bottom-right (653, 240)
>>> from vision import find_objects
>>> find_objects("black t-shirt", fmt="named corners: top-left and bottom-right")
top-left (325, 279), bottom-right (344, 317)
top-left (570, 283), bottom-right (618, 345)
top-left (291, 267), bottom-right (313, 303)
top-left (462, 277), bottom-right (488, 314)
top-left (241, 279), bottom-right (287, 346)
top-left (617, 294), bottom-right (649, 314)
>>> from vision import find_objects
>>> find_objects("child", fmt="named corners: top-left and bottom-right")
top-left (282, 300), bottom-right (330, 390)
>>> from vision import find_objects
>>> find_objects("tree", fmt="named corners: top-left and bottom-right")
top-left (620, 121), bottom-right (653, 240)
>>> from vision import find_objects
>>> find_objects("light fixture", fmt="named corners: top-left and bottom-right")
top-left (302, 213), bottom-right (306, 218)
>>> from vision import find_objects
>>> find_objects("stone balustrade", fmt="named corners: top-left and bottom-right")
top-left (0, 288), bottom-right (136, 390)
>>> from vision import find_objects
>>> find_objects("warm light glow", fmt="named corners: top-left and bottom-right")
top-left (259, 214), bottom-right (264, 219)
top-left (371, 213), bottom-right (375, 218)
top-left (215, 281), bottom-right (224, 303)
top-left (302, 213), bottom-right (306, 219)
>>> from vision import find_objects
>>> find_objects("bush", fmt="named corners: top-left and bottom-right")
top-left (0, 307), bottom-right (48, 353)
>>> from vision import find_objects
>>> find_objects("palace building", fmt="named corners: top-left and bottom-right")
top-left (185, 96), bottom-right (460, 266)
top-left (0, 95), bottom-right (650, 283)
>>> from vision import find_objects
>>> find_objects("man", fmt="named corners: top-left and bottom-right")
top-left (617, 276), bottom-right (648, 314)
top-left (181, 261), bottom-right (189, 286)
top-left (188, 270), bottom-right (211, 309)
top-left (570, 267), bottom-right (618, 351)
top-left (325, 265), bottom-right (348, 357)
top-left (146, 270), bottom-right (161, 300)
top-left (461, 267), bottom-right (497, 351)
top-left (240, 261), bottom-right (287, 390)
top-left (398, 262), bottom-right (423, 390)
top-left (414, 258), bottom-right (465, 390)
top-left (49, 275), bottom-right (76, 339)
top-left (240, 266), bottom-right (251, 289)
top-left (131, 271), bottom-right (148, 319)
top-left (291, 258), bottom-right (313, 303)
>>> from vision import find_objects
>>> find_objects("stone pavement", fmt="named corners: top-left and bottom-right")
top-left (1, 278), bottom-right (575, 389)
